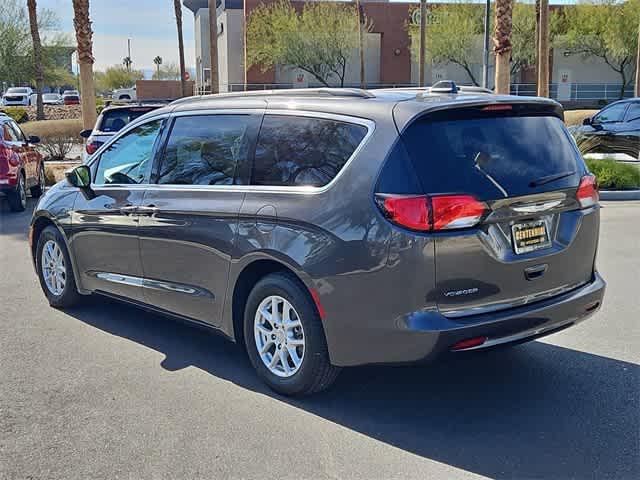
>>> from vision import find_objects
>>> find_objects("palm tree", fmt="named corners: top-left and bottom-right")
top-left (355, 0), bottom-right (365, 89)
top-left (154, 55), bottom-right (163, 78)
top-left (537, 0), bottom-right (549, 97)
top-left (27, 0), bottom-right (44, 120)
top-left (123, 56), bottom-right (132, 72)
top-left (418, 0), bottom-right (427, 87)
top-left (72, 0), bottom-right (97, 130)
top-left (208, 0), bottom-right (219, 93)
top-left (173, 0), bottom-right (188, 97)
top-left (493, 0), bottom-right (513, 94)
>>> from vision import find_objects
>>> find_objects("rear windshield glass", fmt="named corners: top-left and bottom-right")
top-left (97, 108), bottom-right (156, 133)
top-left (402, 115), bottom-right (584, 199)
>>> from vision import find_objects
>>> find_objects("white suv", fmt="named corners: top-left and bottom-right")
top-left (2, 87), bottom-right (34, 106)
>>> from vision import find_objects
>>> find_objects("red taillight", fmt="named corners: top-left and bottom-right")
top-left (431, 195), bottom-right (487, 230)
top-left (576, 174), bottom-right (599, 208)
top-left (381, 195), bottom-right (430, 231)
top-left (378, 194), bottom-right (487, 231)
top-left (451, 336), bottom-right (488, 351)
top-left (86, 141), bottom-right (99, 155)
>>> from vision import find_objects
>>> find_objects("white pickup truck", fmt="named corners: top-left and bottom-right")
top-left (111, 86), bottom-right (137, 102)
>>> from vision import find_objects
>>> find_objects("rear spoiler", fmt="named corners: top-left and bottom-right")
top-left (393, 96), bottom-right (563, 134)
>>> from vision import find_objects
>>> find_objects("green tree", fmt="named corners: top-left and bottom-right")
top-left (0, 0), bottom-right (68, 87)
top-left (560, 0), bottom-right (640, 98)
top-left (247, 0), bottom-right (362, 87)
top-left (408, 3), bottom-right (485, 86)
top-left (152, 61), bottom-right (180, 80)
top-left (103, 66), bottom-right (144, 90)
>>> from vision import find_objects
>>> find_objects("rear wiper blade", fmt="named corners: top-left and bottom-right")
top-left (529, 170), bottom-right (575, 188)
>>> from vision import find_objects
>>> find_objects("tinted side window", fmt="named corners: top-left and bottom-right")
top-left (624, 103), bottom-right (640, 122)
top-left (94, 120), bottom-right (163, 185)
top-left (593, 103), bottom-right (628, 123)
top-left (251, 115), bottom-right (368, 187)
top-left (158, 115), bottom-right (258, 186)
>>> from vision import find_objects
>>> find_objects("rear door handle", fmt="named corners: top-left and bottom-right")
top-left (119, 205), bottom-right (138, 215)
top-left (136, 205), bottom-right (158, 216)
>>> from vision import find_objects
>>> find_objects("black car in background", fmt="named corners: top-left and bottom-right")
top-left (573, 98), bottom-right (640, 159)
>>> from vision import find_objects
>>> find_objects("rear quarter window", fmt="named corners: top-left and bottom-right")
top-left (98, 108), bottom-right (156, 133)
top-left (251, 115), bottom-right (368, 187)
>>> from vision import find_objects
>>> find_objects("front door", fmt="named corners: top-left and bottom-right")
top-left (69, 118), bottom-right (165, 302)
top-left (138, 112), bottom-right (261, 326)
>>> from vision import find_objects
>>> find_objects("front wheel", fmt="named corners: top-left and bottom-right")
top-left (36, 226), bottom-right (81, 308)
top-left (243, 272), bottom-right (340, 396)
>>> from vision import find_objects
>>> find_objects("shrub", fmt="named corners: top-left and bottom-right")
top-left (21, 119), bottom-right (84, 161)
top-left (21, 118), bottom-right (83, 139)
top-left (1, 106), bottom-right (29, 123)
top-left (586, 158), bottom-right (640, 190)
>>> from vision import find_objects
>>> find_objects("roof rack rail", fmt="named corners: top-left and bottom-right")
top-left (170, 87), bottom-right (374, 105)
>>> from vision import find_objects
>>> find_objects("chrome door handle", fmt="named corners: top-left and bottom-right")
top-left (136, 205), bottom-right (159, 215)
top-left (119, 205), bottom-right (138, 214)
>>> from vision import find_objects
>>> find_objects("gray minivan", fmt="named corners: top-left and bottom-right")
top-left (29, 87), bottom-right (605, 395)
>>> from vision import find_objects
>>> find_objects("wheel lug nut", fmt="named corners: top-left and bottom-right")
top-left (271, 334), bottom-right (276, 340)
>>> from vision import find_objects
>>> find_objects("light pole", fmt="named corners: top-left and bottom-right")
top-left (482, 0), bottom-right (490, 89)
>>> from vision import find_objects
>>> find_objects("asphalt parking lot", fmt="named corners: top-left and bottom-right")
top-left (1, 198), bottom-right (639, 480)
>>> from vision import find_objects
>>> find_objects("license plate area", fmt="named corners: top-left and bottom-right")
top-left (511, 220), bottom-right (551, 254)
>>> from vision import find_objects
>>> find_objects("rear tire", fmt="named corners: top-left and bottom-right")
top-left (30, 163), bottom-right (45, 198)
top-left (36, 226), bottom-right (81, 308)
top-left (243, 272), bottom-right (340, 396)
top-left (7, 173), bottom-right (27, 212)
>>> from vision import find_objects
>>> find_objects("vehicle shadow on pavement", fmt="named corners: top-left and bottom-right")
top-left (64, 295), bottom-right (639, 480)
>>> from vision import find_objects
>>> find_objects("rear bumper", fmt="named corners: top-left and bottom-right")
top-left (329, 272), bottom-right (605, 366)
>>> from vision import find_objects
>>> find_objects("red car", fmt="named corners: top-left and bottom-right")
top-left (62, 90), bottom-right (80, 105)
top-left (0, 112), bottom-right (45, 211)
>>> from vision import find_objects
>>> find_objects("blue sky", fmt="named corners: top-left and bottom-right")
top-left (38, 0), bottom-right (196, 71)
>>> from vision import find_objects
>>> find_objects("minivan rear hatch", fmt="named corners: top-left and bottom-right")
top-left (395, 101), bottom-right (599, 317)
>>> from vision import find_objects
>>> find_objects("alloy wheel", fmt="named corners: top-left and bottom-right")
top-left (41, 240), bottom-right (66, 296)
top-left (254, 295), bottom-right (305, 378)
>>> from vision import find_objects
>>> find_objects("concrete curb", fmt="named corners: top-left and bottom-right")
top-left (599, 189), bottom-right (640, 201)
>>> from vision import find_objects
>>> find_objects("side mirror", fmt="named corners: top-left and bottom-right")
top-left (582, 117), bottom-right (592, 126)
top-left (28, 135), bottom-right (40, 144)
top-left (79, 129), bottom-right (92, 139)
top-left (66, 165), bottom-right (92, 189)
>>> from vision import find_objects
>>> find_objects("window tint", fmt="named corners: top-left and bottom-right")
top-left (251, 115), bottom-right (367, 187)
top-left (98, 107), bottom-right (157, 133)
top-left (400, 115), bottom-right (584, 200)
top-left (157, 115), bottom-right (258, 186)
top-left (624, 103), bottom-right (640, 122)
top-left (593, 103), bottom-right (627, 123)
top-left (94, 120), bottom-right (162, 185)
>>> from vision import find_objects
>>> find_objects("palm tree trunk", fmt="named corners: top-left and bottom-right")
top-left (72, 0), bottom-right (97, 130)
top-left (27, 0), bottom-right (45, 121)
top-left (419, 0), bottom-right (427, 87)
top-left (355, 0), bottom-right (365, 89)
top-left (635, 23), bottom-right (640, 97)
top-left (174, 0), bottom-right (188, 97)
top-left (493, 0), bottom-right (513, 94)
top-left (534, 0), bottom-right (540, 92)
top-left (537, 0), bottom-right (549, 97)
top-left (208, 0), bottom-right (219, 94)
